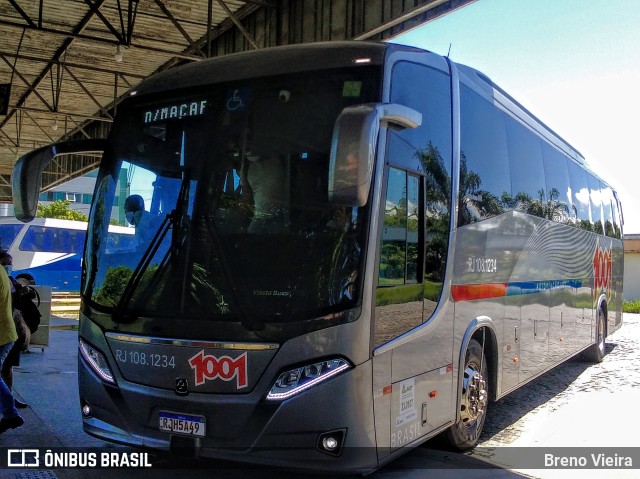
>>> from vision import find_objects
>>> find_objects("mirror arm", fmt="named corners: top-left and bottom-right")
top-left (377, 104), bottom-right (422, 130)
top-left (12, 139), bottom-right (106, 222)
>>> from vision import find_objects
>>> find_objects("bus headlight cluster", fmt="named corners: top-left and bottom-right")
top-left (79, 338), bottom-right (116, 385)
top-left (267, 358), bottom-right (351, 400)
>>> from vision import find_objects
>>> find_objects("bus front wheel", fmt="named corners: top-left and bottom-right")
top-left (445, 338), bottom-right (488, 450)
top-left (582, 305), bottom-right (606, 363)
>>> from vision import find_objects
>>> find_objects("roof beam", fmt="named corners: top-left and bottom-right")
top-left (216, 0), bottom-right (258, 49)
top-left (153, 0), bottom-right (206, 57)
top-left (63, 66), bottom-right (114, 120)
top-left (355, 0), bottom-right (478, 40)
top-left (159, 2), bottom-right (261, 72)
top-left (7, 0), bottom-right (37, 28)
top-left (0, 20), bottom-right (203, 62)
top-left (0, 0), bottom-right (110, 132)
top-left (0, 129), bottom-right (18, 153)
top-left (0, 54), bottom-right (55, 112)
top-left (22, 110), bottom-right (55, 143)
top-left (0, 51), bottom-right (147, 79)
top-left (12, 106), bottom-right (113, 123)
top-left (82, 0), bottom-right (126, 44)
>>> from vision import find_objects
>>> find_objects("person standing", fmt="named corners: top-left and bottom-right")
top-left (0, 258), bottom-right (22, 433)
top-left (124, 194), bottom-right (160, 246)
top-left (0, 252), bottom-right (32, 409)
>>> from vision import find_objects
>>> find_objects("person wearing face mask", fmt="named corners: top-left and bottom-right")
top-left (124, 194), bottom-right (157, 246)
top-left (0, 251), bottom-right (23, 432)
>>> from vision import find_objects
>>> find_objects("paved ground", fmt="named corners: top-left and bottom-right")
top-left (474, 312), bottom-right (640, 478)
top-left (1, 313), bottom-right (639, 478)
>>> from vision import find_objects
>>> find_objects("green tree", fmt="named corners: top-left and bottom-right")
top-left (36, 199), bottom-right (88, 221)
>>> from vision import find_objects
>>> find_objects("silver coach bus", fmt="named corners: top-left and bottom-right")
top-left (12, 41), bottom-right (623, 472)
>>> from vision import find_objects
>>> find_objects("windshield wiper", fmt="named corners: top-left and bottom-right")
top-left (113, 213), bottom-right (172, 321)
top-left (113, 174), bottom-right (192, 321)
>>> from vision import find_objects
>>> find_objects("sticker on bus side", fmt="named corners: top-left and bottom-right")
top-left (396, 378), bottom-right (417, 427)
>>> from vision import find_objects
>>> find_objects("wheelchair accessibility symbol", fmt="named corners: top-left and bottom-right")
top-left (226, 88), bottom-right (250, 112)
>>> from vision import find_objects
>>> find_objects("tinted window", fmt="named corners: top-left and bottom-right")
top-left (612, 193), bottom-right (623, 239)
top-left (504, 117), bottom-right (547, 216)
top-left (567, 160), bottom-right (592, 230)
top-left (20, 226), bottom-right (87, 253)
top-left (375, 167), bottom-right (424, 347)
top-left (389, 61), bottom-right (452, 174)
top-left (459, 85), bottom-right (509, 225)
top-left (86, 67), bottom-right (381, 341)
top-left (379, 168), bottom-right (419, 285)
top-left (602, 186), bottom-right (615, 237)
top-left (406, 175), bottom-right (420, 283)
top-left (105, 231), bottom-right (137, 253)
top-left (374, 62), bottom-right (454, 348)
top-left (541, 143), bottom-right (573, 224)
top-left (588, 175), bottom-right (604, 234)
top-left (0, 224), bottom-right (24, 251)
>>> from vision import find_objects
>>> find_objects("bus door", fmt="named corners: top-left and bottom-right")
top-left (371, 59), bottom-right (456, 453)
top-left (373, 166), bottom-right (453, 453)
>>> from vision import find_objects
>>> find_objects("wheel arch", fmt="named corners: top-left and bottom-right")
top-left (455, 317), bottom-right (498, 423)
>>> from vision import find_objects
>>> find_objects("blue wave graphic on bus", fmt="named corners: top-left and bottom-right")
top-left (452, 279), bottom-right (586, 302)
top-left (505, 279), bottom-right (584, 296)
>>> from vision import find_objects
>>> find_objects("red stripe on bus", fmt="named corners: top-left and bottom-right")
top-left (451, 283), bottom-right (508, 302)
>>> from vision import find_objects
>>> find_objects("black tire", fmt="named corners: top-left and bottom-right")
top-left (444, 338), bottom-right (489, 450)
top-left (582, 305), bottom-right (606, 363)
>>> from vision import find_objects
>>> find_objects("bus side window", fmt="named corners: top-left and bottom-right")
top-left (458, 84), bottom-right (510, 225)
top-left (602, 187), bottom-right (615, 238)
top-left (374, 168), bottom-right (423, 347)
top-left (588, 174), bottom-right (604, 235)
top-left (542, 142), bottom-right (573, 224)
top-left (378, 169), bottom-right (420, 285)
top-left (61, 230), bottom-right (71, 252)
top-left (612, 193), bottom-right (622, 239)
top-left (373, 61), bottom-right (453, 348)
top-left (504, 115), bottom-right (547, 216)
top-left (567, 160), bottom-right (592, 231)
top-left (20, 226), bottom-right (45, 252)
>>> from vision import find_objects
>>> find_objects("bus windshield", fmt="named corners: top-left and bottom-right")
top-left (83, 67), bottom-right (380, 340)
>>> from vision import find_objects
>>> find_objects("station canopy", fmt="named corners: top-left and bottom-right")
top-left (0, 0), bottom-right (475, 202)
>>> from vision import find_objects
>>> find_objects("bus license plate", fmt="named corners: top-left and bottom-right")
top-left (159, 411), bottom-right (205, 437)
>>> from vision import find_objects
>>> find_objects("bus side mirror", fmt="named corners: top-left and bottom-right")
top-left (328, 103), bottom-right (421, 206)
top-left (12, 139), bottom-right (106, 222)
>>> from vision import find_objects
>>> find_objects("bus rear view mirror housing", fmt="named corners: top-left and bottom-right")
top-left (13, 139), bottom-right (106, 222)
top-left (328, 103), bottom-right (421, 206)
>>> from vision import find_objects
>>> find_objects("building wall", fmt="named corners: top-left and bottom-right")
top-left (624, 253), bottom-right (640, 301)
top-left (624, 235), bottom-right (640, 301)
top-left (4, 168), bottom-right (128, 224)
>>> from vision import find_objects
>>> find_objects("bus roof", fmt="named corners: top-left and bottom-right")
top-left (129, 41), bottom-right (420, 98)
top-left (123, 40), bottom-right (610, 189)
top-left (0, 217), bottom-right (88, 230)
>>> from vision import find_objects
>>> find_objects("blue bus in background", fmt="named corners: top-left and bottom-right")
top-left (0, 217), bottom-right (134, 291)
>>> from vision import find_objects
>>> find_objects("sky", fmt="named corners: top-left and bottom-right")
top-left (389, 0), bottom-right (640, 233)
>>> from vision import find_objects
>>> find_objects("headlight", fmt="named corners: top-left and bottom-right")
top-left (79, 338), bottom-right (116, 385)
top-left (267, 358), bottom-right (351, 400)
